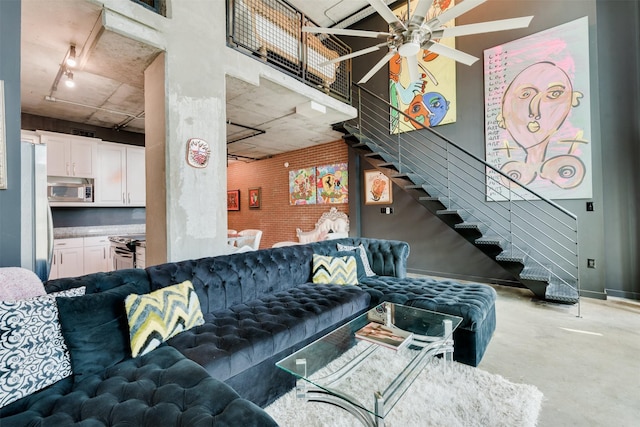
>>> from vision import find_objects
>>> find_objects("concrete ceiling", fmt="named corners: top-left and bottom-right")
top-left (20, 0), bottom-right (373, 160)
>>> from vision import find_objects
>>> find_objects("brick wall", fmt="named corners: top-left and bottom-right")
top-left (227, 140), bottom-right (349, 248)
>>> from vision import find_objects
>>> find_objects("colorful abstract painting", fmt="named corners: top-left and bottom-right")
top-left (484, 17), bottom-right (591, 201)
top-left (390, 0), bottom-right (457, 134)
top-left (316, 163), bottom-right (348, 204)
top-left (289, 167), bottom-right (316, 205)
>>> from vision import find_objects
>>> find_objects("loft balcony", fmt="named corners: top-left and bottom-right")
top-left (226, 0), bottom-right (352, 103)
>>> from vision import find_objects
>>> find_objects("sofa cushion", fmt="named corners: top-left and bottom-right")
top-left (0, 346), bottom-right (278, 427)
top-left (56, 280), bottom-right (150, 381)
top-left (312, 254), bottom-right (358, 285)
top-left (336, 243), bottom-right (376, 276)
top-left (166, 283), bottom-right (370, 381)
top-left (125, 280), bottom-right (205, 357)
top-left (359, 276), bottom-right (496, 331)
top-left (0, 288), bottom-right (85, 408)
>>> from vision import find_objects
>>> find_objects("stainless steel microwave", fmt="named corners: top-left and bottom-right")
top-left (47, 182), bottom-right (93, 202)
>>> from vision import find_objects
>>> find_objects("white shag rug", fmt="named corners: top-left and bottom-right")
top-left (265, 344), bottom-right (543, 427)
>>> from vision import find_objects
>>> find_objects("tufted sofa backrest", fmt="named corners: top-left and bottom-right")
top-left (309, 238), bottom-right (410, 278)
top-left (45, 269), bottom-right (151, 295)
top-left (146, 244), bottom-right (317, 313)
top-left (145, 238), bottom-right (409, 314)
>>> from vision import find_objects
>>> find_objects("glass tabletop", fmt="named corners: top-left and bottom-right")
top-left (276, 302), bottom-right (462, 419)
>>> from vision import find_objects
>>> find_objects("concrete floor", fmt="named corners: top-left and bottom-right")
top-left (478, 285), bottom-right (640, 426)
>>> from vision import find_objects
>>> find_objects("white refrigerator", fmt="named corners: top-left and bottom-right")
top-left (20, 133), bottom-right (53, 281)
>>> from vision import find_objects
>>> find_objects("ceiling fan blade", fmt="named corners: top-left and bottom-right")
top-left (320, 43), bottom-right (387, 66)
top-left (432, 16), bottom-right (534, 38)
top-left (427, 0), bottom-right (486, 28)
top-left (366, 0), bottom-right (406, 32)
top-left (406, 54), bottom-right (419, 82)
top-left (302, 26), bottom-right (392, 39)
top-left (409, 0), bottom-right (434, 28)
top-left (358, 50), bottom-right (397, 84)
top-left (422, 41), bottom-right (479, 66)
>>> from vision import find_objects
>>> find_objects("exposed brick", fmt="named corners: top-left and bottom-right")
top-left (227, 140), bottom-right (349, 248)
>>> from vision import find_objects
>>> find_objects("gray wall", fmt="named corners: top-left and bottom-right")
top-left (349, 0), bottom-right (639, 299)
top-left (0, 0), bottom-right (22, 267)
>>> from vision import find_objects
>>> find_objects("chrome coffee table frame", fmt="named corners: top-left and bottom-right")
top-left (276, 302), bottom-right (462, 427)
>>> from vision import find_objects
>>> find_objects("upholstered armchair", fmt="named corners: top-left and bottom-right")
top-left (296, 207), bottom-right (349, 243)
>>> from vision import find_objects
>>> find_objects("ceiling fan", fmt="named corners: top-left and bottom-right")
top-left (303, 0), bottom-right (533, 84)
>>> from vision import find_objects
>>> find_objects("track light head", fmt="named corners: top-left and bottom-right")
top-left (64, 71), bottom-right (75, 88)
top-left (66, 45), bottom-right (77, 67)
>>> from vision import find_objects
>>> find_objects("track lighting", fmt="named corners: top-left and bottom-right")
top-left (50, 44), bottom-right (78, 93)
top-left (66, 45), bottom-right (77, 67)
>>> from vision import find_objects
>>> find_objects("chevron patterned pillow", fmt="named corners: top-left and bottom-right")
top-left (312, 254), bottom-right (359, 286)
top-left (125, 280), bottom-right (204, 358)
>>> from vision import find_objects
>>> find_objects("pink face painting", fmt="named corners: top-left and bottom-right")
top-left (499, 62), bottom-right (579, 152)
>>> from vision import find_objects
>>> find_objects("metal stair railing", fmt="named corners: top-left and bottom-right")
top-left (350, 84), bottom-right (580, 313)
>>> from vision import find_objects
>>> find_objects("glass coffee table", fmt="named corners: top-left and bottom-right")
top-left (276, 302), bottom-right (462, 427)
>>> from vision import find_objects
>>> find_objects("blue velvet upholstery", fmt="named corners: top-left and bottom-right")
top-left (358, 276), bottom-right (497, 366)
top-left (167, 283), bottom-right (369, 381)
top-left (0, 346), bottom-right (277, 426)
top-left (3, 237), bottom-right (496, 423)
top-left (56, 280), bottom-right (150, 380)
top-left (45, 269), bottom-right (149, 295)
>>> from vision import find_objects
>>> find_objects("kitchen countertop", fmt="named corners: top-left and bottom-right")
top-left (54, 224), bottom-right (146, 239)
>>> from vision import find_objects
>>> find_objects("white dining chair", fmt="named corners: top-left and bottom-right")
top-left (237, 229), bottom-right (263, 250)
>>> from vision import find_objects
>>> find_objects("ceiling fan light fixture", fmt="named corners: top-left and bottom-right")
top-left (398, 41), bottom-right (420, 57)
top-left (66, 45), bottom-right (77, 67)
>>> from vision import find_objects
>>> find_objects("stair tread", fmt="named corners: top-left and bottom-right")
top-left (545, 281), bottom-right (579, 303)
top-left (520, 264), bottom-right (551, 280)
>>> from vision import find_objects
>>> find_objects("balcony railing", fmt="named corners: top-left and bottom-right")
top-left (227, 0), bottom-right (352, 103)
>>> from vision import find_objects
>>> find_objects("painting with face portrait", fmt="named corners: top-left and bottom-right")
top-left (484, 17), bottom-right (591, 201)
top-left (389, 0), bottom-right (456, 135)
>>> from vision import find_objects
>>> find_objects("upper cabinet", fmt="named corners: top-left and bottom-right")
top-left (41, 132), bottom-right (98, 178)
top-left (95, 142), bottom-right (145, 206)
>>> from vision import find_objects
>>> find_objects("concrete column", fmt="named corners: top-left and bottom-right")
top-left (147, 1), bottom-right (228, 262)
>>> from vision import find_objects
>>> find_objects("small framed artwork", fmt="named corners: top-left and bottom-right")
top-left (248, 187), bottom-right (261, 209)
top-left (364, 170), bottom-right (392, 205)
top-left (227, 189), bottom-right (240, 211)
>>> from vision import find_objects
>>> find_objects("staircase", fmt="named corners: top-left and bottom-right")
top-left (342, 84), bottom-right (580, 306)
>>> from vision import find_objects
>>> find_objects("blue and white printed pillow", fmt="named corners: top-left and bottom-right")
top-left (0, 287), bottom-right (86, 408)
top-left (336, 243), bottom-right (376, 277)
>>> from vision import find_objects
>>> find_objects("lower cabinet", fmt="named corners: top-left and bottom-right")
top-left (50, 238), bottom-right (84, 280)
top-left (50, 236), bottom-right (112, 280)
top-left (83, 236), bottom-right (111, 274)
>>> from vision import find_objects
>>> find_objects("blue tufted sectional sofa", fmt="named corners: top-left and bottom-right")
top-left (0, 237), bottom-right (496, 426)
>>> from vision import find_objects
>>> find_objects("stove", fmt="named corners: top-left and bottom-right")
top-left (108, 234), bottom-right (146, 270)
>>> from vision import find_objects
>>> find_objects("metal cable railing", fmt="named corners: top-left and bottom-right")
top-left (226, 0), bottom-right (351, 102)
top-left (352, 84), bottom-right (580, 307)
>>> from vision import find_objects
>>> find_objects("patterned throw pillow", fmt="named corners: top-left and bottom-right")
top-left (0, 287), bottom-right (86, 408)
top-left (312, 254), bottom-right (359, 286)
top-left (125, 280), bottom-right (204, 358)
top-left (336, 243), bottom-right (376, 277)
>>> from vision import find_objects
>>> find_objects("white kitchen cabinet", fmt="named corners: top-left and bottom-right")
top-left (50, 238), bottom-right (84, 280)
top-left (96, 142), bottom-right (145, 206)
top-left (83, 236), bottom-right (111, 274)
top-left (41, 132), bottom-right (98, 178)
top-left (125, 146), bottom-right (146, 206)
